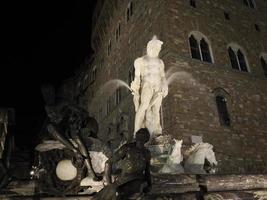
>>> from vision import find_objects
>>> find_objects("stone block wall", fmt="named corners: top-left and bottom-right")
top-left (162, 0), bottom-right (267, 173)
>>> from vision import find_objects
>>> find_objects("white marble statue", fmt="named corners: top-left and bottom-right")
top-left (131, 35), bottom-right (168, 138)
top-left (184, 142), bottom-right (217, 174)
top-left (159, 139), bottom-right (184, 174)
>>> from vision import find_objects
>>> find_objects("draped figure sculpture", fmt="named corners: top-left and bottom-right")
top-left (131, 36), bottom-right (168, 138)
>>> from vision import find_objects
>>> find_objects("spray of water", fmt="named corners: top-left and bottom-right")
top-left (166, 67), bottom-right (178, 80)
top-left (166, 71), bottom-right (197, 86)
top-left (165, 67), bottom-right (213, 104)
top-left (89, 79), bottom-right (131, 111)
top-left (89, 67), bottom-right (212, 112)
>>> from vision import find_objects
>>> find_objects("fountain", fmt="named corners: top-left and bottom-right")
top-left (32, 36), bottom-right (218, 199)
top-left (86, 35), bottom-right (217, 174)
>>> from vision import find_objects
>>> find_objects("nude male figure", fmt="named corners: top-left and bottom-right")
top-left (131, 36), bottom-right (168, 138)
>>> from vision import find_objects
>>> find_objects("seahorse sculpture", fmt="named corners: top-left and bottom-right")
top-left (159, 139), bottom-right (184, 174)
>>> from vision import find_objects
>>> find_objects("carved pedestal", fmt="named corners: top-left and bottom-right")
top-left (148, 135), bottom-right (173, 173)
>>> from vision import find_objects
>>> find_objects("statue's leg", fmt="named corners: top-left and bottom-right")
top-left (134, 86), bottom-right (153, 136)
top-left (74, 136), bottom-right (99, 180)
top-left (145, 107), bottom-right (154, 135)
top-left (151, 95), bottom-right (163, 135)
top-left (47, 124), bottom-right (78, 153)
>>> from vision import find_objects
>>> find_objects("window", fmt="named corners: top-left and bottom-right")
top-left (189, 35), bottom-right (201, 60)
top-left (243, 0), bottom-right (255, 8)
top-left (115, 22), bottom-right (121, 42)
top-left (237, 50), bottom-right (248, 72)
top-left (216, 96), bottom-right (230, 126)
top-left (115, 88), bottom-right (122, 105)
top-left (107, 40), bottom-right (111, 56)
top-left (224, 12), bottom-right (230, 20)
top-left (227, 46), bottom-right (249, 72)
top-left (254, 24), bottom-right (260, 32)
top-left (260, 56), bottom-right (267, 77)
top-left (228, 47), bottom-right (239, 70)
top-left (107, 97), bottom-right (112, 115)
top-left (190, 0), bottom-right (196, 8)
top-left (126, 2), bottom-right (133, 22)
top-left (200, 39), bottom-right (212, 63)
top-left (91, 66), bottom-right (97, 83)
top-left (189, 33), bottom-right (213, 63)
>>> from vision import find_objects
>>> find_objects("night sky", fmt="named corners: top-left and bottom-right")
top-left (1, 1), bottom-right (96, 149)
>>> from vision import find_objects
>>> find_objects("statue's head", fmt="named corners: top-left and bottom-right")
top-left (135, 128), bottom-right (150, 145)
top-left (147, 35), bottom-right (163, 57)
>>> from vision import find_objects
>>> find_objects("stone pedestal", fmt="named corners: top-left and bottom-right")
top-left (200, 174), bottom-right (267, 192)
top-left (148, 135), bottom-right (174, 173)
top-left (0, 180), bottom-right (37, 197)
top-left (150, 174), bottom-right (199, 194)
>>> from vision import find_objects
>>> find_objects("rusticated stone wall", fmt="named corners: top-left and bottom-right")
top-left (80, 0), bottom-right (267, 173)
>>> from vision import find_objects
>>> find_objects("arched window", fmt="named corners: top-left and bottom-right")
top-left (189, 35), bottom-right (201, 60)
top-left (216, 96), bottom-right (230, 126)
top-left (200, 39), bottom-right (212, 63)
top-left (115, 22), bottom-right (121, 42)
top-left (107, 40), bottom-right (112, 56)
top-left (243, 0), bottom-right (249, 6)
top-left (227, 45), bottom-right (249, 72)
top-left (115, 88), bottom-right (122, 105)
top-left (126, 2), bottom-right (133, 22)
top-left (189, 32), bottom-right (213, 63)
top-left (228, 47), bottom-right (239, 70)
top-left (260, 56), bottom-right (267, 77)
top-left (190, 0), bottom-right (196, 8)
top-left (237, 50), bottom-right (248, 72)
top-left (243, 0), bottom-right (255, 8)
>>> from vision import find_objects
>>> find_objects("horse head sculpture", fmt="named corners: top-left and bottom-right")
top-left (159, 139), bottom-right (184, 174)
top-left (184, 142), bottom-right (217, 174)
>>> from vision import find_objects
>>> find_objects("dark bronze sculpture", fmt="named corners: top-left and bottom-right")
top-left (41, 84), bottom-right (100, 181)
top-left (93, 128), bottom-right (151, 200)
top-left (0, 134), bottom-right (13, 189)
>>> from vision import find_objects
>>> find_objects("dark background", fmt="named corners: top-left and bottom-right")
top-left (1, 0), bottom-right (96, 149)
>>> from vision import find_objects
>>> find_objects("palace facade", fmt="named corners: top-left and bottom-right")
top-left (67, 0), bottom-right (267, 173)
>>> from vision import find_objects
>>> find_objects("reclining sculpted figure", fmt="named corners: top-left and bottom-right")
top-left (41, 84), bottom-right (100, 181)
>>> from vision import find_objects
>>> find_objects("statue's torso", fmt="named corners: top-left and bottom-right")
top-left (119, 144), bottom-right (148, 183)
top-left (140, 57), bottom-right (163, 88)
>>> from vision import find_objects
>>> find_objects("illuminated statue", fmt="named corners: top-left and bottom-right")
top-left (131, 36), bottom-right (168, 138)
